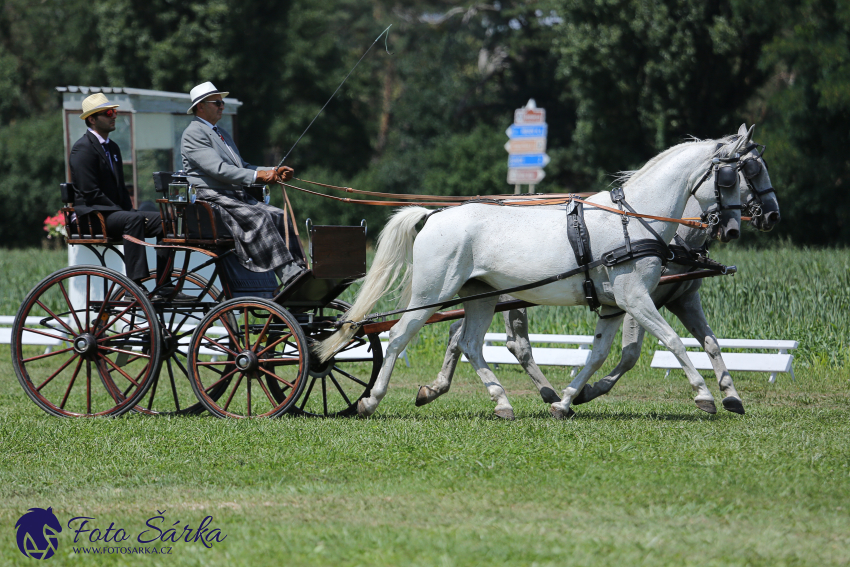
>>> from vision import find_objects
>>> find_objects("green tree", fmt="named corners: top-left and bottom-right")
top-left (551, 0), bottom-right (775, 187)
top-left (753, 0), bottom-right (850, 244)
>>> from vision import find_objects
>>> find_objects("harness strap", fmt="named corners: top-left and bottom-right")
top-left (565, 198), bottom-right (601, 311)
top-left (341, 239), bottom-right (669, 328)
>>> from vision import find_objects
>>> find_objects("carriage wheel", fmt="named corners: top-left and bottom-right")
top-left (11, 266), bottom-right (162, 417)
top-left (288, 300), bottom-right (382, 418)
top-left (187, 298), bottom-right (309, 418)
top-left (131, 271), bottom-right (225, 415)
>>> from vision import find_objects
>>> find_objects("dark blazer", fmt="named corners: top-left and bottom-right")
top-left (69, 130), bottom-right (132, 216)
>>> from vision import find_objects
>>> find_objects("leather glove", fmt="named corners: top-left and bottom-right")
top-left (255, 169), bottom-right (278, 184)
top-left (275, 166), bottom-right (294, 182)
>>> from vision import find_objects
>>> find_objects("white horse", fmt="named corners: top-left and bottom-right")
top-left (422, 125), bottom-right (780, 416)
top-left (318, 128), bottom-right (755, 419)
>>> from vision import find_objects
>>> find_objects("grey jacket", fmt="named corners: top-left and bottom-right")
top-left (180, 118), bottom-right (271, 190)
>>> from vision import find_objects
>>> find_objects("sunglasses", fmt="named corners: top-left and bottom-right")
top-left (203, 100), bottom-right (226, 108)
top-left (95, 108), bottom-right (118, 118)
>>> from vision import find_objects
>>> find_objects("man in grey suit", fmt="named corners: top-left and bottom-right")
top-left (180, 81), bottom-right (304, 283)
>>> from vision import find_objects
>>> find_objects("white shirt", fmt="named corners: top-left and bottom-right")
top-left (195, 117), bottom-right (257, 183)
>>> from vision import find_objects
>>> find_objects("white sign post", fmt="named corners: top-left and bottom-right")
top-left (505, 99), bottom-right (547, 194)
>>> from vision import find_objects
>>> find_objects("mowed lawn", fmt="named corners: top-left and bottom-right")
top-left (1, 247), bottom-right (849, 566)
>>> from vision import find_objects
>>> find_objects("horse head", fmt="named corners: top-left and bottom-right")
top-left (694, 128), bottom-right (751, 243)
top-left (733, 123), bottom-right (780, 232)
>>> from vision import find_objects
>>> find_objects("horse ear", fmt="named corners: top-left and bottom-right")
top-left (737, 123), bottom-right (748, 136)
top-left (730, 125), bottom-right (754, 154)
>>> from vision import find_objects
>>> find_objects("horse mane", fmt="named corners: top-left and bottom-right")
top-left (614, 134), bottom-right (740, 188)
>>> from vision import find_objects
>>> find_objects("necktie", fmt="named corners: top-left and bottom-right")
top-left (102, 143), bottom-right (115, 172)
top-left (213, 126), bottom-right (239, 163)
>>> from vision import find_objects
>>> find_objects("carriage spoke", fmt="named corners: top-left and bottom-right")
top-left (322, 377), bottom-right (328, 416)
top-left (22, 346), bottom-right (75, 363)
top-left (222, 374), bottom-right (245, 411)
top-left (100, 355), bottom-right (142, 387)
top-left (98, 326), bottom-right (151, 343)
top-left (36, 353), bottom-right (79, 391)
top-left (98, 300), bottom-right (142, 338)
top-left (243, 308), bottom-right (250, 351)
top-left (59, 357), bottom-right (84, 410)
top-left (328, 373), bottom-right (353, 406)
top-left (332, 367), bottom-right (370, 388)
top-left (57, 281), bottom-right (83, 332)
top-left (252, 314), bottom-right (276, 354)
top-left (219, 318), bottom-right (243, 351)
top-left (258, 366), bottom-right (295, 389)
top-left (86, 361), bottom-right (92, 414)
top-left (22, 326), bottom-right (73, 343)
top-left (144, 362), bottom-right (162, 410)
top-left (257, 332), bottom-right (293, 356)
top-left (35, 299), bottom-right (76, 336)
top-left (298, 377), bottom-right (318, 410)
top-left (246, 375), bottom-right (252, 417)
top-left (92, 281), bottom-right (118, 329)
top-left (199, 335), bottom-right (238, 357)
top-left (257, 378), bottom-right (277, 406)
top-left (257, 357), bottom-right (301, 365)
top-left (204, 368), bottom-right (239, 393)
top-left (85, 274), bottom-right (91, 330)
top-left (99, 345), bottom-right (151, 359)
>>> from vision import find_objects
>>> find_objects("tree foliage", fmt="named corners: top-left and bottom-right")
top-left (0, 0), bottom-right (847, 247)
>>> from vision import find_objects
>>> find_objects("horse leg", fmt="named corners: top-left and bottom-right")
top-left (665, 292), bottom-right (744, 415)
top-left (615, 288), bottom-right (717, 414)
top-left (573, 313), bottom-right (644, 405)
top-left (459, 296), bottom-right (516, 420)
top-left (415, 319), bottom-right (463, 406)
top-left (501, 297), bottom-right (560, 403)
top-left (358, 305), bottom-right (443, 417)
top-left (550, 314), bottom-right (623, 419)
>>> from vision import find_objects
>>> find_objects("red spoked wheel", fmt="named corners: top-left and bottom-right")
top-left (11, 266), bottom-right (162, 417)
top-left (132, 271), bottom-right (224, 415)
top-left (187, 298), bottom-right (309, 418)
top-left (288, 301), bottom-right (382, 417)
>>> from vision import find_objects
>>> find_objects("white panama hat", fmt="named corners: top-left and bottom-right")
top-left (80, 93), bottom-right (119, 120)
top-left (187, 81), bottom-right (230, 114)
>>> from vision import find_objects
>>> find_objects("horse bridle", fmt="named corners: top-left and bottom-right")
top-left (737, 144), bottom-right (775, 219)
top-left (690, 153), bottom-right (744, 229)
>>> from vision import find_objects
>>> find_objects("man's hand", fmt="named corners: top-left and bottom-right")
top-left (275, 166), bottom-right (294, 182)
top-left (255, 169), bottom-right (278, 184)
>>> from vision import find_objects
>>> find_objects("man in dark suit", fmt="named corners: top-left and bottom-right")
top-left (70, 93), bottom-right (184, 300)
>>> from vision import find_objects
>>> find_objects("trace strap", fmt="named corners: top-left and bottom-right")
top-left (337, 239), bottom-right (669, 329)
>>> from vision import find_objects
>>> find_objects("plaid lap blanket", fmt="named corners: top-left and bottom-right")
top-left (195, 186), bottom-right (302, 273)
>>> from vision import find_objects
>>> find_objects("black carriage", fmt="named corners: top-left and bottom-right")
top-left (10, 174), bottom-right (381, 418)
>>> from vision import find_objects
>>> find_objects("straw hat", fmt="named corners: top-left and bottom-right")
top-left (187, 81), bottom-right (229, 114)
top-left (80, 93), bottom-right (119, 120)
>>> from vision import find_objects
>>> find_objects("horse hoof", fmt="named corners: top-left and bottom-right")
top-left (494, 408), bottom-right (515, 421)
top-left (356, 399), bottom-right (371, 417)
top-left (695, 399), bottom-right (717, 414)
top-left (549, 405), bottom-right (576, 420)
top-left (539, 387), bottom-right (561, 404)
top-left (415, 385), bottom-right (438, 407)
top-left (722, 397), bottom-right (745, 415)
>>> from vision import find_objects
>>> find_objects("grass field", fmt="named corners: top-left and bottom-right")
top-left (1, 245), bottom-right (848, 566)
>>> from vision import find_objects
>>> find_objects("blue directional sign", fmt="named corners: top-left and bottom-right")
top-left (506, 124), bottom-right (548, 139)
top-left (508, 154), bottom-right (550, 168)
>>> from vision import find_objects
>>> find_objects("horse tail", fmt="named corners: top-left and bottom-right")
top-left (316, 206), bottom-right (431, 362)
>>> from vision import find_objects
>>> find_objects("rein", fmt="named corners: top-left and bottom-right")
top-left (277, 180), bottom-right (708, 229)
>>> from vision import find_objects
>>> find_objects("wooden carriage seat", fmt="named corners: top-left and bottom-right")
top-left (153, 171), bottom-right (235, 247)
top-left (60, 182), bottom-right (124, 245)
